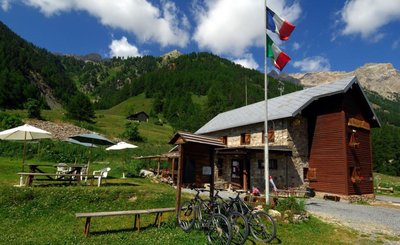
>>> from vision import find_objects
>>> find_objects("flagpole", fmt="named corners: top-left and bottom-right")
top-left (264, 0), bottom-right (270, 206)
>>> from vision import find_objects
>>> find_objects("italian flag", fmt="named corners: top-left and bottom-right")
top-left (267, 35), bottom-right (291, 71)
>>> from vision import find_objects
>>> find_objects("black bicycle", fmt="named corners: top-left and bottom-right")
top-left (177, 188), bottom-right (233, 245)
top-left (219, 190), bottom-right (277, 243)
top-left (213, 189), bottom-right (249, 245)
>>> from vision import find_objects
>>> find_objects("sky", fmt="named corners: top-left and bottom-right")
top-left (1, 0), bottom-right (400, 74)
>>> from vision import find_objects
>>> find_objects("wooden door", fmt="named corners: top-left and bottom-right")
top-left (231, 159), bottom-right (243, 187)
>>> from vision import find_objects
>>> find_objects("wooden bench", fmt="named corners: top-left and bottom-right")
top-left (75, 207), bottom-right (175, 237)
top-left (17, 172), bottom-right (95, 186)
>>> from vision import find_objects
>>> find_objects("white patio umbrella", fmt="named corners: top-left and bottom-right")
top-left (0, 124), bottom-right (52, 185)
top-left (106, 142), bottom-right (138, 178)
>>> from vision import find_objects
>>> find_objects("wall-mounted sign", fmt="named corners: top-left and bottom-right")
top-left (202, 166), bottom-right (212, 175)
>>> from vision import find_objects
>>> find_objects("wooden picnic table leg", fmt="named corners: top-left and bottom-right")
top-left (158, 213), bottom-right (163, 228)
top-left (84, 217), bottom-right (91, 237)
top-left (154, 212), bottom-right (160, 227)
top-left (27, 174), bottom-right (34, 186)
top-left (134, 214), bottom-right (141, 231)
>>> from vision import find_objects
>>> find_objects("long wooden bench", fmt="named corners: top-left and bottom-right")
top-left (75, 207), bottom-right (175, 237)
top-left (17, 172), bottom-right (95, 186)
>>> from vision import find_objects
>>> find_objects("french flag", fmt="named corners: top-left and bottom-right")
top-left (267, 7), bottom-right (295, 41)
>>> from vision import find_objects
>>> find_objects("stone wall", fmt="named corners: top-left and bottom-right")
top-left (287, 116), bottom-right (309, 188)
top-left (208, 117), bottom-right (309, 191)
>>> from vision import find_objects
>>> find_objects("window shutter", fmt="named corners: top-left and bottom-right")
top-left (307, 168), bottom-right (317, 181)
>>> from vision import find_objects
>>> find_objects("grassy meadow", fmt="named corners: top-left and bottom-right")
top-left (1, 96), bottom-right (399, 244)
top-left (0, 157), bottom-right (396, 244)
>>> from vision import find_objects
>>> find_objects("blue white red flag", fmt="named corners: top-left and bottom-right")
top-left (267, 7), bottom-right (295, 41)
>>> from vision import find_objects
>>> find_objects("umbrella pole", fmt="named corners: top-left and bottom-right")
top-left (85, 148), bottom-right (92, 182)
top-left (19, 133), bottom-right (27, 186)
top-left (22, 132), bottom-right (27, 172)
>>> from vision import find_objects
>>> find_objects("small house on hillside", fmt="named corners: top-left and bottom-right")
top-left (127, 111), bottom-right (149, 122)
top-left (169, 76), bottom-right (380, 198)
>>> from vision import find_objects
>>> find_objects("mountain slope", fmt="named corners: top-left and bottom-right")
top-left (0, 21), bottom-right (80, 109)
top-left (287, 63), bottom-right (400, 100)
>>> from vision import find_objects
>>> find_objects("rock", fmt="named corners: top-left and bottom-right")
top-left (25, 119), bottom-right (92, 140)
top-left (268, 209), bottom-right (281, 220)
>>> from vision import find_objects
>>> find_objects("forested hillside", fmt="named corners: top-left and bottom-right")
top-left (366, 91), bottom-right (400, 175)
top-left (0, 21), bottom-right (80, 109)
top-left (61, 52), bottom-right (303, 130)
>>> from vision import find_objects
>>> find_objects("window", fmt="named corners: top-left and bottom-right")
top-left (306, 168), bottom-right (317, 181)
top-left (240, 133), bottom-right (251, 145)
top-left (221, 136), bottom-right (228, 145)
top-left (262, 130), bottom-right (275, 143)
top-left (217, 158), bottom-right (223, 177)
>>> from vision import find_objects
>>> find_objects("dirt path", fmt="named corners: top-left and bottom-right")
top-left (306, 197), bottom-right (400, 244)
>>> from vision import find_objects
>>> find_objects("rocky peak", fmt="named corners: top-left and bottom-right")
top-left (285, 63), bottom-right (400, 100)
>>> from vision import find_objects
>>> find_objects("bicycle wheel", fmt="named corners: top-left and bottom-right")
top-left (206, 213), bottom-right (232, 245)
top-left (177, 200), bottom-right (195, 232)
top-left (229, 211), bottom-right (249, 245)
top-left (248, 211), bottom-right (276, 243)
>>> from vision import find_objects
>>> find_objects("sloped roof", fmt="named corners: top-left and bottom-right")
top-left (169, 131), bottom-right (225, 147)
top-left (196, 76), bottom-right (379, 134)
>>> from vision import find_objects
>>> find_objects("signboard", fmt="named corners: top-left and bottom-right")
top-left (202, 166), bottom-right (212, 175)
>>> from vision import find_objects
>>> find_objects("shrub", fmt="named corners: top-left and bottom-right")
top-left (25, 98), bottom-right (42, 119)
top-left (0, 112), bottom-right (23, 130)
top-left (121, 122), bottom-right (145, 142)
top-left (276, 196), bottom-right (305, 214)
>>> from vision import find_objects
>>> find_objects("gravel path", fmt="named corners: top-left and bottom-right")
top-left (305, 197), bottom-right (400, 239)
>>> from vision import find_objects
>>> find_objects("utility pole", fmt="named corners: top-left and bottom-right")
top-left (278, 80), bottom-right (284, 96)
top-left (245, 76), bottom-right (248, 105)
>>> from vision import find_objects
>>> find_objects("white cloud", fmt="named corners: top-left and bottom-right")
top-left (293, 56), bottom-right (331, 72)
top-left (21, 0), bottom-right (190, 47)
top-left (109, 36), bottom-right (141, 58)
top-left (192, 0), bottom-right (301, 57)
top-left (233, 53), bottom-right (259, 70)
top-left (1, 0), bottom-right (10, 11)
top-left (292, 42), bottom-right (300, 51)
top-left (340, 0), bottom-right (400, 38)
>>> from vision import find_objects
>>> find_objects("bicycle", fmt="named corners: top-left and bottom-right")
top-left (220, 190), bottom-right (277, 243)
top-left (177, 187), bottom-right (232, 245)
top-left (213, 189), bottom-right (249, 245)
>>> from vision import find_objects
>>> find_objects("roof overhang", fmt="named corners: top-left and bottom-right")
top-left (169, 131), bottom-right (226, 147)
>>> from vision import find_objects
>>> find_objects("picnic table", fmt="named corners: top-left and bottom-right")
top-left (29, 163), bottom-right (86, 175)
top-left (17, 172), bottom-right (96, 186)
top-left (18, 164), bottom-right (94, 187)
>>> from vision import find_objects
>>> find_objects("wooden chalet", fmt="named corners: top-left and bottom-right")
top-left (127, 111), bottom-right (149, 122)
top-left (169, 76), bottom-right (380, 197)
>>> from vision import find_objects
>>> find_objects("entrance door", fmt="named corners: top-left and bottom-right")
top-left (231, 159), bottom-right (243, 187)
top-left (183, 159), bottom-right (196, 184)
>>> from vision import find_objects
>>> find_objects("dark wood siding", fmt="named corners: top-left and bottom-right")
top-left (309, 111), bottom-right (348, 195)
top-left (183, 143), bottom-right (213, 187)
top-left (344, 91), bottom-right (374, 195)
top-left (346, 128), bottom-right (374, 194)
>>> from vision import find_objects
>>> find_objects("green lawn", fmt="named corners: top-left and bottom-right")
top-left (374, 172), bottom-right (400, 197)
top-left (1, 157), bottom-right (396, 244)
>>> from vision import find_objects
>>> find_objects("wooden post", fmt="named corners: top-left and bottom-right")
top-left (157, 157), bottom-right (161, 176)
top-left (209, 147), bottom-right (215, 199)
top-left (171, 158), bottom-right (175, 185)
top-left (243, 157), bottom-right (248, 191)
top-left (175, 145), bottom-right (184, 215)
top-left (243, 169), bottom-right (248, 192)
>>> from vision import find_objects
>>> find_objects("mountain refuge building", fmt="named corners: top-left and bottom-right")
top-left (169, 76), bottom-right (380, 197)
